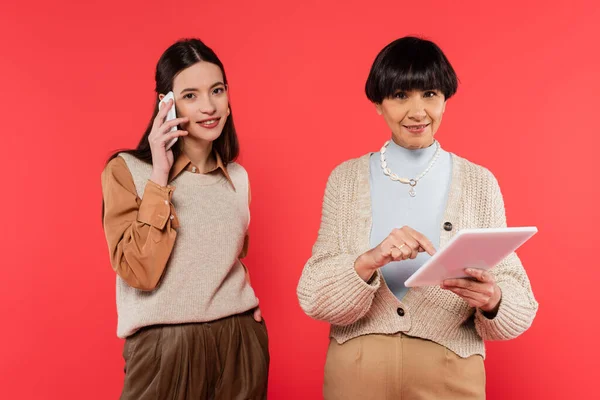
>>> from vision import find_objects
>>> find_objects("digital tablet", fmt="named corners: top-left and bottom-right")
top-left (404, 227), bottom-right (538, 287)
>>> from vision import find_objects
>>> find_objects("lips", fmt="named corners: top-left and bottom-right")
top-left (403, 123), bottom-right (430, 130)
top-left (197, 117), bottom-right (221, 129)
top-left (402, 123), bottom-right (430, 134)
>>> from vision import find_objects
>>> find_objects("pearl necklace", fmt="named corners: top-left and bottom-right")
top-left (380, 140), bottom-right (441, 197)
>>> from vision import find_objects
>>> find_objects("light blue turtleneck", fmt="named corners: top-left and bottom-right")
top-left (369, 139), bottom-right (453, 300)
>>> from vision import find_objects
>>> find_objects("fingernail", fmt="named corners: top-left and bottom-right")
top-left (466, 268), bottom-right (473, 273)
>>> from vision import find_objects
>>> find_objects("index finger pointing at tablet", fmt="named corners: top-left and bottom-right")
top-left (412, 231), bottom-right (436, 256)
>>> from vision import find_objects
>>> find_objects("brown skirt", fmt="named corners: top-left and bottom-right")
top-left (120, 311), bottom-right (269, 400)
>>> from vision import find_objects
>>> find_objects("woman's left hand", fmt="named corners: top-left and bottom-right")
top-left (253, 307), bottom-right (262, 322)
top-left (441, 268), bottom-right (502, 313)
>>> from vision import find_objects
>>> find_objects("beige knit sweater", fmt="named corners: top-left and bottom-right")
top-left (116, 153), bottom-right (259, 338)
top-left (297, 153), bottom-right (538, 358)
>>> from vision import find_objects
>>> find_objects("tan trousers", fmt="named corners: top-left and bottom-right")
top-left (324, 333), bottom-right (485, 400)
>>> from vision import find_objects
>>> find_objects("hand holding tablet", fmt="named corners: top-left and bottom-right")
top-left (404, 227), bottom-right (538, 288)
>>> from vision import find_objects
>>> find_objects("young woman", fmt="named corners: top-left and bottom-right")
top-left (101, 38), bottom-right (269, 400)
top-left (297, 36), bottom-right (538, 399)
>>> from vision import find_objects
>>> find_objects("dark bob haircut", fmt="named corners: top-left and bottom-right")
top-left (365, 36), bottom-right (459, 103)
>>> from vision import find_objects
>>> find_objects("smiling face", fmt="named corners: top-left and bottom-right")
top-left (375, 89), bottom-right (447, 149)
top-left (160, 61), bottom-right (230, 144)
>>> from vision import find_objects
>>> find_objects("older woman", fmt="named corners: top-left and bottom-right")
top-left (297, 36), bottom-right (538, 399)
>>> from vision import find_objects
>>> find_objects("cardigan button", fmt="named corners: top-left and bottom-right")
top-left (397, 307), bottom-right (405, 317)
top-left (443, 222), bottom-right (453, 231)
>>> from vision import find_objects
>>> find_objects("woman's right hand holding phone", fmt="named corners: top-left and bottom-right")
top-left (354, 226), bottom-right (436, 282)
top-left (149, 99), bottom-right (189, 187)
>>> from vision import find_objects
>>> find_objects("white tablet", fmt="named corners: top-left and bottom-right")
top-left (404, 227), bottom-right (538, 287)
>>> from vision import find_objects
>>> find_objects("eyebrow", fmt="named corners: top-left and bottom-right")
top-left (180, 82), bottom-right (226, 94)
top-left (392, 88), bottom-right (440, 93)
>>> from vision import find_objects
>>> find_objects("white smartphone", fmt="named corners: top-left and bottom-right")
top-left (158, 91), bottom-right (178, 150)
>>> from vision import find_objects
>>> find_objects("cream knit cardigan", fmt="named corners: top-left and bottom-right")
top-left (297, 153), bottom-right (538, 358)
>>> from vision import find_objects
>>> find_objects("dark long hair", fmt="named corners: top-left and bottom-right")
top-left (108, 38), bottom-right (239, 165)
top-left (103, 39), bottom-right (239, 220)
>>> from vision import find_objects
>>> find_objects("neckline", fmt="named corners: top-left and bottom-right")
top-left (363, 151), bottom-right (461, 252)
top-left (175, 169), bottom-right (227, 187)
top-left (384, 139), bottom-right (440, 168)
